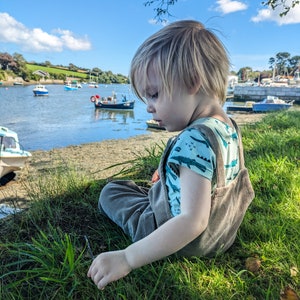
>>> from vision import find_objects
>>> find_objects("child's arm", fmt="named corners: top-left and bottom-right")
top-left (87, 166), bottom-right (211, 289)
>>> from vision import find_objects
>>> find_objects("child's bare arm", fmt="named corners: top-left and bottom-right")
top-left (88, 166), bottom-right (211, 289)
top-left (126, 166), bottom-right (211, 267)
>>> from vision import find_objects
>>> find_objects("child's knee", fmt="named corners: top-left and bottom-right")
top-left (98, 181), bottom-right (126, 213)
top-left (98, 182), bottom-right (114, 213)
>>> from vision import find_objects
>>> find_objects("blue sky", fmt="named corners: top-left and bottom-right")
top-left (1, 0), bottom-right (299, 75)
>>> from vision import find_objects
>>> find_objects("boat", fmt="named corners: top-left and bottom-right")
top-left (91, 93), bottom-right (135, 110)
top-left (13, 81), bottom-right (23, 86)
top-left (70, 80), bottom-right (82, 88)
top-left (64, 81), bottom-right (78, 91)
top-left (33, 84), bottom-right (49, 96)
top-left (88, 82), bottom-right (99, 88)
top-left (146, 119), bottom-right (166, 130)
top-left (252, 96), bottom-right (294, 113)
top-left (0, 126), bottom-right (31, 180)
top-left (226, 101), bottom-right (255, 113)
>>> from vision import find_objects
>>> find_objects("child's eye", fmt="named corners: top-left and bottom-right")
top-left (141, 92), bottom-right (159, 104)
top-left (150, 92), bottom-right (158, 99)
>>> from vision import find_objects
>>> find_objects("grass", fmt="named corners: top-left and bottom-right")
top-left (1, 111), bottom-right (299, 299)
top-left (26, 64), bottom-right (88, 80)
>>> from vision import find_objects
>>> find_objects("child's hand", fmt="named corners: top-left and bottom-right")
top-left (151, 169), bottom-right (160, 183)
top-left (87, 250), bottom-right (132, 289)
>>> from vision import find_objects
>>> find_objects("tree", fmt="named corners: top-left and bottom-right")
top-left (288, 56), bottom-right (300, 74)
top-left (237, 67), bottom-right (252, 82)
top-left (144, 0), bottom-right (299, 20)
top-left (0, 52), bottom-right (18, 71)
top-left (13, 53), bottom-right (26, 68)
top-left (12, 53), bottom-right (30, 80)
top-left (91, 67), bottom-right (102, 75)
top-left (144, 0), bottom-right (177, 21)
top-left (68, 63), bottom-right (78, 71)
top-left (269, 57), bottom-right (276, 70)
top-left (276, 52), bottom-right (290, 75)
top-left (44, 61), bottom-right (52, 67)
top-left (262, 0), bottom-right (300, 16)
top-left (268, 52), bottom-right (299, 76)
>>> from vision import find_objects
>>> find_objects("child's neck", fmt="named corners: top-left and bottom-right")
top-left (191, 95), bottom-right (232, 127)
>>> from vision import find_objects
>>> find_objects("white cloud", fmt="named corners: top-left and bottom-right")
top-left (0, 12), bottom-right (91, 52)
top-left (251, 1), bottom-right (300, 25)
top-left (55, 29), bottom-right (91, 51)
top-left (215, 0), bottom-right (248, 15)
top-left (148, 19), bottom-right (158, 25)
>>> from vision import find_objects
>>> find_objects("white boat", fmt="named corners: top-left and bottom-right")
top-left (13, 81), bottom-right (23, 86)
top-left (0, 126), bottom-right (31, 180)
top-left (33, 84), bottom-right (49, 96)
top-left (146, 119), bottom-right (165, 130)
top-left (226, 101), bottom-right (255, 113)
top-left (252, 96), bottom-right (294, 112)
top-left (88, 82), bottom-right (99, 88)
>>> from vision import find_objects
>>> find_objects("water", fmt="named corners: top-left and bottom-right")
top-left (0, 84), bottom-right (152, 151)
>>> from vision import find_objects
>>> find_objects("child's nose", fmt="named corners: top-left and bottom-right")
top-left (147, 103), bottom-right (155, 113)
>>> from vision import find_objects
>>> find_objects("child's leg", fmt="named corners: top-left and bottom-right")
top-left (99, 180), bottom-right (157, 242)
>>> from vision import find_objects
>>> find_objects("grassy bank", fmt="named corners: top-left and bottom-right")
top-left (1, 111), bottom-right (299, 299)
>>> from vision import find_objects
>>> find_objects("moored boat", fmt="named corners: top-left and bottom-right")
top-left (13, 81), bottom-right (23, 86)
top-left (64, 84), bottom-right (78, 91)
top-left (0, 126), bottom-right (31, 180)
top-left (33, 84), bottom-right (49, 96)
top-left (90, 93), bottom-right (135, 110)
top-left (252, 96), bottom-right (294, 113)
top-left (88, 82), bottom-right (99, 88)
top-left (226, 101), bottom-right (255, 113)
top-left (64, 81), bottom-right (78, 91)
top-left (146, 119), bottom-right (166, 130)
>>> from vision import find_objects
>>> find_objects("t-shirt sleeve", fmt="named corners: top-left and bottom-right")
top-left (167, 128), bottom-right (216, 181)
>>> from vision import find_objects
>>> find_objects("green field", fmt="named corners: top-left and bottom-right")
top-left (26, 63), bottom-right (89, 80)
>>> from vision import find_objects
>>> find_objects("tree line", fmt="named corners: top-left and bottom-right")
top-left (1, 50), bottom-right (299, 84)
top-left (235, 52), bottom-right (300, 82)
top-left (0, 52), bottom-right (129, 84)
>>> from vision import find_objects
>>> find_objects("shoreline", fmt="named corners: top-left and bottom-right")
top-left (0, 113), bottom-right (265, 203)
top-left (0, 79), bottom-right (64, 87)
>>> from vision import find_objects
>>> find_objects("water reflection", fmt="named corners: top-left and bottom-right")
top-left (94, 109), bottom-right (135, 123)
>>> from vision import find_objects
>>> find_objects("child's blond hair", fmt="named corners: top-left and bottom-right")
top-left (130, 20), bottom-right (230, 104)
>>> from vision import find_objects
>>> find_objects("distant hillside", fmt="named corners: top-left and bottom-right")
top-left (26, 63), bottom-right (129, 84)
top-left (27, 64), bottom-right (88, 79)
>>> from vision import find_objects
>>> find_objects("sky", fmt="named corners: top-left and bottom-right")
top-left (0, 0), bottom-right (300, 76)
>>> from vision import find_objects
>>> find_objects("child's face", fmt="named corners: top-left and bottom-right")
top-left (141, 66), bottom-right (200, 132)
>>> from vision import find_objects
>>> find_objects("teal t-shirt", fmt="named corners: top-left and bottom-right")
top-left (165, 118), bottom-right (240, 216)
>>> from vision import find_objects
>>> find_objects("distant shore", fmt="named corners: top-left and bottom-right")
top-left (0, 113), bottom-right (266, 203)
top-left (0, 79), bottom-right (64, 86)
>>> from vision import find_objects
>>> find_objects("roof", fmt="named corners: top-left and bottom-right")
top-left (32, 70), bottom-right (49, 77)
